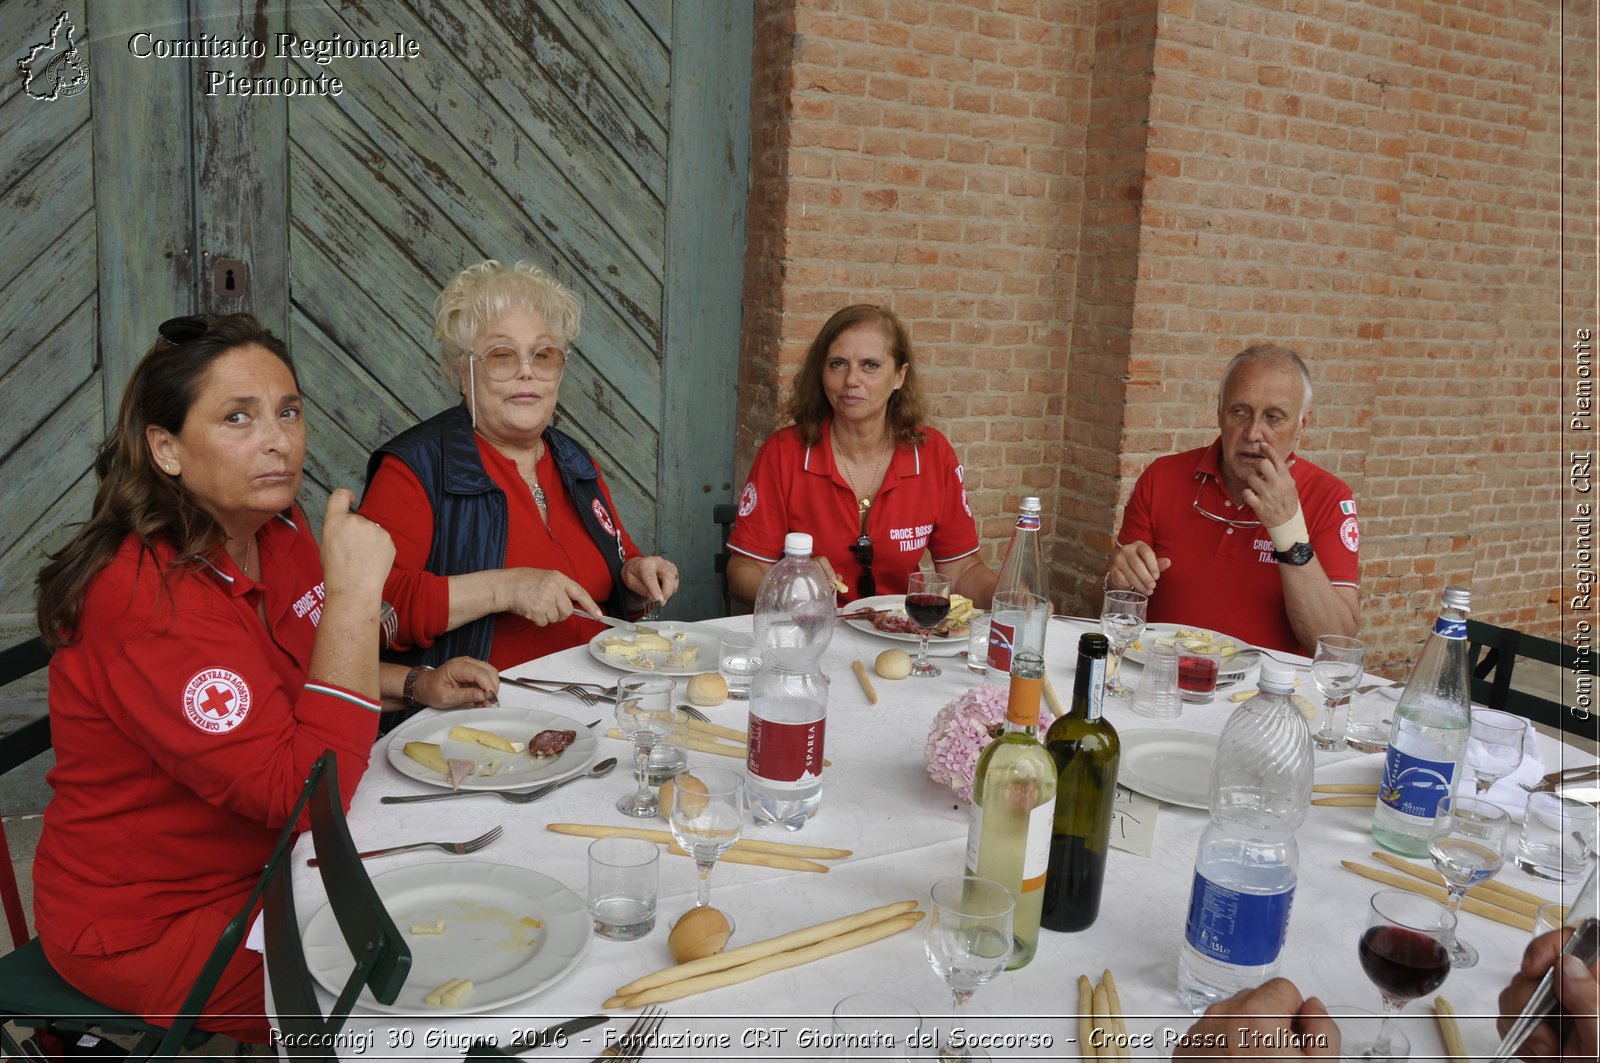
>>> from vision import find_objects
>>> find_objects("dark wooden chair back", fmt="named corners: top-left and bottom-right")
top-left (1466, 619), bottom-right (1597, 743)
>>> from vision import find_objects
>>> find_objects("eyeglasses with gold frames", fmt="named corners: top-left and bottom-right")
top-left (464, 344), bottom-right (567, 382)
top-left (1191, 480), bottom-right (1261, 530)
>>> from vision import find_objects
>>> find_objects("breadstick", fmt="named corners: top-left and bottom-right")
top-left (1042, 671), bottom-right (1064, 719)
top-left (613, 912), bottom-right (924, 1006)
top-left (1102, 969), bottom-right (1129, 1046)
top-left (1313, 796), bottom-right (1378, 807)
top-left (1076, 976), bottom-right (1096, 1061)
top-left (1368, 851), bottom-right (1539, 917)
top-left (852, 660), bottom-right (878, 704)
top-left (1092, 984), bottom-right (1113, 1061)
top-left (684, 717), bottom-right (749, 743)
top-left (1434, 996), bottom-right (1468, 1063)
top-left (607, 727), bottom-right (830, 767)
top-left (546, 822), bottom-right (850, 860)
top-left (1339, 861), bottom-right (1534, 930)
top-left (1312, 783), bottom-right (1380, 794)
top-left (613, 900), bottom-right (919, 998)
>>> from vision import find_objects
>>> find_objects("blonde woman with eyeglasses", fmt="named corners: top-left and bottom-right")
top-left (361, 260), bottom-right (678, 703)
top-left (1104, 343), bottom-right (1360, 655)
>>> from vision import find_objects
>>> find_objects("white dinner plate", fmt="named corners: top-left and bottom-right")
top-left (1117, 730), bottom-right (1220, 809)
top-left (585, 621), bottom-right (726, 676)
top-left (1125, 623), bottom-right (1258, 680)
top-left (384, 707), bottom-right (597, 791)
top-left (302, 861), bottom-right (589, 1015)
top-left (843, 593), bottom-right (968, 645)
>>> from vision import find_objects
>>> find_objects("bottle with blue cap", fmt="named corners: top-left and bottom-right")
top-left (1177, 659), bottom-right (1313, 1011)
top-left (1372, 585), bottom-right (1473, 856)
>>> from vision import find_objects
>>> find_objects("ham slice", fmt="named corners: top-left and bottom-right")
top-left (446, 758), bottom-right (475, 791)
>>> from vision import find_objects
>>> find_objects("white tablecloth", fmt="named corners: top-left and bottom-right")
top-left (279, 618), bottom-right (1597, 1060)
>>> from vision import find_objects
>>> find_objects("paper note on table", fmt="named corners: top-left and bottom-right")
top-left (1109, 784), bottom-right (1157, 857)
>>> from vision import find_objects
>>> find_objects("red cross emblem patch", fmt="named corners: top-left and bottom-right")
top-left (591, 499), bottom-right (617, 537)
top-left (182, 667), bottom-right (252, 734)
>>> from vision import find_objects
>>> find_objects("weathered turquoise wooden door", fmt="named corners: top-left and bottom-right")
top-left (0, 0), bottom-right (750, 638)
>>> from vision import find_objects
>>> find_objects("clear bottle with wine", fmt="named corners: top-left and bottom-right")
top-left (1041, 633), bottom-right (1119, 933)
top-left (1177, 661), bottom-right (1312, 1011)
top-left (965, 650), bottom-right (1057, 969)
top-left (1372, 586), bottom-right (1473, 857)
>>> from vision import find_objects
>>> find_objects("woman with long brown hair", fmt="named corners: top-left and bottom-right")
top-left (33, 314), bottom-right (493, 1040)
top-left (726, 304), bottom-right (996, 607)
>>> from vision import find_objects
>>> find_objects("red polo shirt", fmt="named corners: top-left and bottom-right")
top-left (728, 421), bottom-right (980, 603)
top-left (35, 508), bottom-right (379, 957)
top-left (1113, 441), bottom-right (1360, 654)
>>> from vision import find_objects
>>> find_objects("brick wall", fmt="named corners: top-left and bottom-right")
top-left (737, 0), bottom-right (1595, 676)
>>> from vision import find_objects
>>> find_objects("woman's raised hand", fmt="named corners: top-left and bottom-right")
top-left (320, 489), bottom-right (395, 603)
top-left (621, 555), bottom-right (680, 606)
top-left (502, 568), bottom-right (603, 626)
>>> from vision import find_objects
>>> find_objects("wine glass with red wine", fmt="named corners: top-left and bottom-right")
top-left (904, 570), bottom-right (953, 678)
top-left (1353, 889), bottom-right (1456, 1061)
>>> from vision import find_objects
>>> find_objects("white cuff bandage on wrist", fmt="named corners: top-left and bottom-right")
top-left (1267, 505), bottom-right (1309, 553)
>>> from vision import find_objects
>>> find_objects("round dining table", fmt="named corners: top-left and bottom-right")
top-left (277, 613), bottom-right (1597, 1060)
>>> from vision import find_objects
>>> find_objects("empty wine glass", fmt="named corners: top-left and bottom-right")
top-left (1100, 590), bottom-right (1148, 696)
top-left (667, 766), bottom-right (745, 910)
top-left (1310, 635), bottom-right (1366, 751)
top-left (905, 570), bottom-right (953, 678)
top-left (1354, 890), bottom-right (1455, 1061)
top-left (614, 675), bottom-right (677, 818)
top-left (1466, 709), bottom-right (1527, 795)
top-left (924, 875), bottom-right (1014, 1063)
top-left (1426, 796), bottom-right (1510, 969)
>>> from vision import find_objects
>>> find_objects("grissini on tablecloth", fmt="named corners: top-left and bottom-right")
top-left (1077, 976), bottom-right (1096, 1061)
top-left (611, 901), bottom-right (918, 1001)
top-left (546, 823), bottom-right (846, 866)
top-left (1367, 851), bottom-right (1540, 917)
top-left (1092, 984), bottom-right (1118, 1062)
top-left (1102, 968), bottom-right (1130, 1054)
top-left (609, 911), bottom-right (924, 1007)
top-left (1435, 995), bottom-right (1469, 1063)
top-left (1312, 783), bottom-right (1380, 794)
top-left (1313, 795), bottom-right (1378, 807)
top-left (852, 660), bottom-right (879, 704)
top-left (608, 724), bottom-right (832, 767)
top-left (1339, 861), bottom-right (1534, 931)
top-left (683, 717), bottom-right (750, 744)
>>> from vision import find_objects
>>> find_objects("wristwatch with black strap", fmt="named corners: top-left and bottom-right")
top-left (1273, 542), bottom-right (1315, 566)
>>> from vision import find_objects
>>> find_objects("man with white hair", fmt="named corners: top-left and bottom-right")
top-left (1104, 344), bottom-right (1360, 655)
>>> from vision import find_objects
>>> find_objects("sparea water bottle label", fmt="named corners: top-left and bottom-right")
top-left (1016, 515), bottom-right (1041, 531)
top-left (987, 620), bottom-right (1016, 674)
top-left (1184, 872), bottom-right (1295, 967)
top-left (1432, 617), bottom-right (1467, 640)
top-left (1379, 745), bottom-right (1456, 819)
top-left (747, 716), bottom-right (825, 790)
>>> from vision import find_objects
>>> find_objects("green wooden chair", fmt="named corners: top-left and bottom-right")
top-left (0, 749), bottom-right (410, 1061)
top-left (1466, 619), bottom-right (1598, 743)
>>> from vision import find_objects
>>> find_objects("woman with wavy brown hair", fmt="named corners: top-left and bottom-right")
top-left (32, 313), bottom-right (493, 1040)
top-left (726, 303), bottom-right (996, 607)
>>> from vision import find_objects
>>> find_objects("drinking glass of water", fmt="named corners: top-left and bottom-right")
top-left (1310, 635), bottom-right (1365, 751)
top-left (718, 632), bottom-right (761, 700)
top-left (1099, 590), bottom-right (1147, 696)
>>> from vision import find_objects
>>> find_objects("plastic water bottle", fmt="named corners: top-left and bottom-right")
top-left (1372, 586), bottom-right (1473, 856)
top-left (1177, 661), bottom-right (1312, 1011)
top-left (987, 496), bottom-right (1047, 678)
top-left (747, 532), bottom-right (834, 830)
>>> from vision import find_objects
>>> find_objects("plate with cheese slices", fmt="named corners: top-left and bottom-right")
top-left (586, 621), bottom-right (726, 676)
top-left (385, 706), bottom-right (597, 791)
top-left (1124, 624), bottom-right (1259, 681)
top-left (302, 860), bottom-right (589, 1014)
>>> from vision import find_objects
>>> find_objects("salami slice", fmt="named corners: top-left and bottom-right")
top-left (528, 728), bottom-right (577, 758)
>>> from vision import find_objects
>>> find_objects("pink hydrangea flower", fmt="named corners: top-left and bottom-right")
top-left (923, 683), bottom-right (1011, 801)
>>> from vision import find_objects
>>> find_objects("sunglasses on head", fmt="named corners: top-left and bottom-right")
top-left (849, 534), bottom-right (875, 599)
top-left (156, 314), bottom-right (218, 346)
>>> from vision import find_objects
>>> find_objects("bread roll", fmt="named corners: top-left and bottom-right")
top-left (686, 672), bottom-right (728, 706)
top-left (668, 906), bottom-right (731, 963)
top-left (875, 649), bottom-right (912, 679)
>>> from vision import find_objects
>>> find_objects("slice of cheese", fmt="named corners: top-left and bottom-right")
top-left (403, 742), bottom-right (450, 776)
top-left (599, 631), bottom-right (673, 655)
top-left (409, 921), bottom-right (446, 935)
top-left (424, 977), bottom-right (472, 1007)
top-left (448, 724), bottom-right (524, 753)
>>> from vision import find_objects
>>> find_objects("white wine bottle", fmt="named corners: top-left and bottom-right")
top-left (1041, 633), bottom-right (1119, 932)
top-left (965, 650), bottom-right (1057, 968)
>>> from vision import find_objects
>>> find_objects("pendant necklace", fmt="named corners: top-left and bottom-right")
top-left (836, 437), bottom-right (890, 527)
